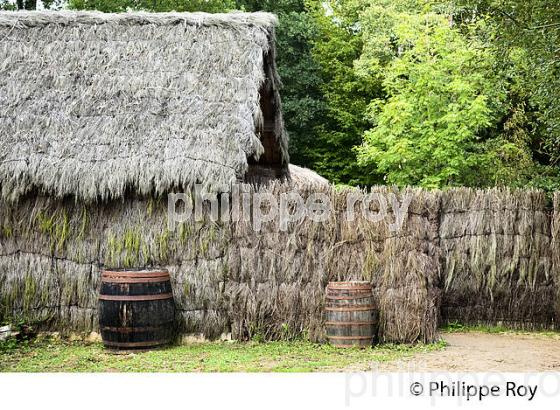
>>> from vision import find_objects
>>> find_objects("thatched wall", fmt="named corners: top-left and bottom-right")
top-left (440, 189), bottom-right (554, 329)
top-left (553, 193), bottom-right (560, 324)
top-left (0, 186), bottom-right (558, 343)
top-left (369, 188), bottom-right (441, 343)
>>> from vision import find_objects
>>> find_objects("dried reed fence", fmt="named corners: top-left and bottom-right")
top-left (553, 193), bottom-right (560, 323)
top-left (440, 189), bottom-right (554, 329)
top-left (0, 185), bottom-right (558, 344)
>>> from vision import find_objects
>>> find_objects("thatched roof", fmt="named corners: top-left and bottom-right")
top-left (0, 11), bottom-right (288, 202)
top-left (288, 164), bottom-right (329, 188)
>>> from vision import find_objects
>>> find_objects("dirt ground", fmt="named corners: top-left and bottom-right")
top-left (374, 332), bottom-right (560, 372)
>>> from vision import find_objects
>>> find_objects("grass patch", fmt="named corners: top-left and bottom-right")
top-left (441, 322), bottom-right (560, 338)
top-left (0, 338), bottom-right (446, 373)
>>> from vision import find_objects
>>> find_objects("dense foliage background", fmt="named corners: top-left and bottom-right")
top-left (5, 0), bottom-right (560, 191)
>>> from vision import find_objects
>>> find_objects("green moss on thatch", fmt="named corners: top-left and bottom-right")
top-left (36, 209), bottom-right (70, 253)
top-left (1, 225), bottom-right (12, 238)
top-left (22, 273), bottom-right (36, 313)
top-left (78, 207), bottom-right (89, 241)
top-left (179, 222), bottom-right (192, 245)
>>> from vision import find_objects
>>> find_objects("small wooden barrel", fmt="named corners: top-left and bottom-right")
top-left (99, 269), bottom-right (175, 349)
top-left (325, 281), bottom-right (378, 348)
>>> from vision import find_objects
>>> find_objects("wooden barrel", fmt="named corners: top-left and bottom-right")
top-left (99, 269), bottom-right (175, 349)
top-left (325, 281), bottom-right (378, 348)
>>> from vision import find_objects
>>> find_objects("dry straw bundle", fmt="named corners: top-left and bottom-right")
top-left (228, 182), bottom-right (337, 341)
top-left (553, 193), bottom-right (560, 323)
top-left (440, 188), bottom-right (554, 329)
top-left (374, 187), bottom-right (441, 343)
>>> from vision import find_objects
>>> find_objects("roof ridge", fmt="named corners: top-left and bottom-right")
top-left (0, 10), bottom-right (279, 29)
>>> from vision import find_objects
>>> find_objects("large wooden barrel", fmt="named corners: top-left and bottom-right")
top-left (325, 281), bottom-right (378, 348)
top-left (99, 269), bottom-right (175, 349)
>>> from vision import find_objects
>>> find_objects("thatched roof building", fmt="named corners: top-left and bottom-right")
top-left (3, 12), bottom-right (556, 345)
top-left (0, 11), bottom-right (288, 202)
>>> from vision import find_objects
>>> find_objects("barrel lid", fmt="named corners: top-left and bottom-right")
top-left (327, 281), bottom-right (372, 290)
top-left (102, 268), bottom-right (169, 273)
top-left (102, 268), bottom-right (170, 279)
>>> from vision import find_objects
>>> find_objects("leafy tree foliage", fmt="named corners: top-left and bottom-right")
top-left (453, 0), bottom-right (560, 190)
top-left (306, 0), bottom-right (383, 186)
top-left (0, 0), bottom-right (17, 10)
top-left (68, 0), bottom-right (235, 12)
top-left (315, 0), bottom-right (558, 189)
top-left (356, 2), bottom-right (513, 187)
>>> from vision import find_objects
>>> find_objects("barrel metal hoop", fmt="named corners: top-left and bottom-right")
top-left (325, 294), bottom-right (373, 300)
top-left (324, 305), bottom-right (376, 312)
top-left (325, 321), bottom-right (376, 326)
top-left (102, 277), bottom-right (171, 284)
top-left (99, 293), bottom-right (173, 302)
top-left (103, 340), bottom-right (169, 348)
top-left (327, 335), bottom-right (373, 340)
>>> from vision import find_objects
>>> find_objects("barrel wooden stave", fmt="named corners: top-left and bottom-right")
top-left (325, 282), bottom-right (378, 348)
top-left (99, 269), bottom-right (175, 349)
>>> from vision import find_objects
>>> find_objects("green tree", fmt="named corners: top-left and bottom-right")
top-left (307, 0), bottom-right (383, 186)
top-left (309, 0), bottom-right (558, 189)
top-left (453, 0), bottom-right (560, 190)
top-left (14, 0), bottom-right (36, 9)
top-left (68, 0), bottom-right (236, 12)
top-left (356, 6), bottom-right (515, 187)
top-left (0, 1), bottom-right (17, 10)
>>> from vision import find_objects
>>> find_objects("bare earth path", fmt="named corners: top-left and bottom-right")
top-left (374, 332), bottom-right (560, 372)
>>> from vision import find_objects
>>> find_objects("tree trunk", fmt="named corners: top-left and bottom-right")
top-left (17, 0), bottom-right (37, 10)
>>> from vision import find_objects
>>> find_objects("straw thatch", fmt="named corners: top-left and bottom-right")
top-left (0, 183), bottom-right (434, 342)
top-left (553, 193), bottom-right (560, 323)
top-left (440, 188), bottom-right (554, 329)
top-left (0, 184), bottom-right (337, 340)
top-left (0, 11), bottom-right (288, 202)
top-left (375, 187), bottom-right (441, 343)
top-left (1, 185), bottom-right (558, 343)
top-left (288, 164), bottom-right (329, 189)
